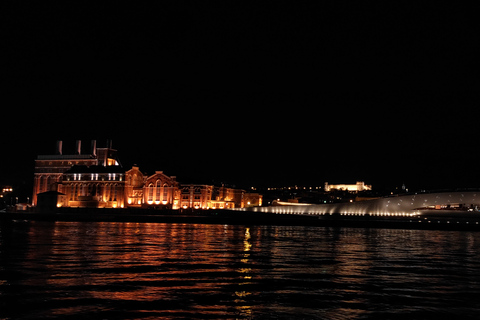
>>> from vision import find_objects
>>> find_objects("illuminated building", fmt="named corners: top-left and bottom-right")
top-left (180, 185), bottom-right (213, 209)
top-left (143, 171), bottom-right (180, 208)
top-left (59, 165), bottom-right (125, 208)
top-left (33, 140), bottom-right (121, 206)
top-left (211, 186), bottom-right (244, 209)
top-left (124, 166), bottom-right (145, 207)
top-left (324, 181), bottom-right (372, 192)
top-left (33, 140), bottom-right (263, 210)
top-left (210, 187), bottom-right (262, 208)
top-left (244, 192), bottom-right (263, 207)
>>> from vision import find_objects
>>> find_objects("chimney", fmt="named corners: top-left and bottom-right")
top-left (75, 140), bottom-right (82, 155)
top-left (91, 140), bottom-right (97, 156)
top-left (56, 140), bottom-right (63, 155)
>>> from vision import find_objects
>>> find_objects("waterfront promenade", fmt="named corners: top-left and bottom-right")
top-left (2, 207), bottom-right (480, 231)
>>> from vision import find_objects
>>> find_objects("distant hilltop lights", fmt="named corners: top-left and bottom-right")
top-left (324, 182), bottom-right (372, 192)
top-left (267, 182), bottom-right (372, 193)
top-left (33, 140), bottom-right (262, 210)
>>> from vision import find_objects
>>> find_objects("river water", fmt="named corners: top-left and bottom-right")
top-left (1, 221), bottom-right (480, 319)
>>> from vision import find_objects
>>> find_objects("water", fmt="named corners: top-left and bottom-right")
top-left (1, 221), bottom-right (480, 319)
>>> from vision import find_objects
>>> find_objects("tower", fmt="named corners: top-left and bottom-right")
top-left (96, 140), bottom-right (121, 167)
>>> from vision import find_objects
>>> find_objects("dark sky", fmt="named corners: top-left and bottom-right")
top-left (2, 2), bottom-right (479, 192)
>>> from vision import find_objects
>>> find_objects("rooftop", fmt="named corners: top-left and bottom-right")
top-left (37, 154), bottom-right (96, 160)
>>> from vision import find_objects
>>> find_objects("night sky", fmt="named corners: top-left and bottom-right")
top-left (2, 3), bottom-right (479, 194)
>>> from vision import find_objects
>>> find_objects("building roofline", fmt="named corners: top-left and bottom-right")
top-left (37, 154), bottom-right (96, 160)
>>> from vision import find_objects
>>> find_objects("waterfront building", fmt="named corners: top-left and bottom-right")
top-left (324, 181), bottom-right (372, 192)
top-left (59, 165), bottom-right (125, 208)
top-left (211, 186), bottom-right (244, 209)
top-left (210, 187), bottom-right (262, 208)
top-left (32, 140), bottom-right (121, 206)
top-left (180, 185), bottom-right (213, 209)
top-left (33, 140), bottom-right (262, 210)
top-left (124, 166), bottom-right (145, 207)
top-left (143, 171), bottom-right (180, 209)
top-left (244, 192), bottom-right (263, 207)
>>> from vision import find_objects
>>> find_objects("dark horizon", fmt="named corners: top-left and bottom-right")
top-left (2, 136), bottom-right (480, 196)
top-left (2, 3), bottom-right (478, 195)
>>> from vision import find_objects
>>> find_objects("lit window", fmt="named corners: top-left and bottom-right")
top-left (156, 184), bottom-right (161, 201)
top-left (147, 184), bottom-right (154, 203)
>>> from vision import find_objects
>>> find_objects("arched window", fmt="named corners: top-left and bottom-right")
top-left (163, 183), bottom-right (169, 201)
top-left (155, 180), bottom-right (162, 202)
top-left (147, 184), bottom-right (154, 203)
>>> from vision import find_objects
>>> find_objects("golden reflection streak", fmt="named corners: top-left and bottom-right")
top-left (234, 227), bottom-right (254, 318)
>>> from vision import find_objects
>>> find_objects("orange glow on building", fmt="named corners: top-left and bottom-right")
top-left (33, 140), bottom-right (120, 206)
top-left (33, 140), bottom-right (262, 210)
top-left (324, 181), bottom-right (372, 192)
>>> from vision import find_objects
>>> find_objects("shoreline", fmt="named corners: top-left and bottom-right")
top-left (2, 208), bottom-right (480, 231)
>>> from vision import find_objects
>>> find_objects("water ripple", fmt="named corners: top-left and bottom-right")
top-left (1, 221), bottom-right (480, 319)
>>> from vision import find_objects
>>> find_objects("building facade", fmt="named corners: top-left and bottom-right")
top-left (143, 171), bottom-right (180, 208)
top-left (33, 140), bottom-right (121, 206)
top-left (180, 185), bottom-right (213, 209)
top-left (59, 165), bottom-right (126, 208)
top-left (211, 186), bottom-right (245, 209)
top-left (324, 181), bottom-right (372, 192)
top-left (124, 166), bottom-right (146, 207)
top-left (244, 192), bottom-right (263, 207)
top-left (34, 140), bottom-right (262, 210)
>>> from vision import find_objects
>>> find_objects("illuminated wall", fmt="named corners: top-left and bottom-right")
top-left (34, 141), bottom-right (263, 210)
top-left (33, 158), bottom-right (97, 205)
top-left (244, 193), bottom-right (263, 207)
top-left (33, 140), bottom-right (121, 206)
top-left (250, 192), bottom-right (480, 216)
top-left (324, 181), bottom-right (372, 192)
top-left (214, 187), bottom-right (246, 209)
top-left (180, 185), bottom-right (213, 209)
top-left (143, 171), bottom-right (180, 209)
top-left (125, 166), bottom-right (145, 207)
top-left (60, 166), bottom-right (126, 208)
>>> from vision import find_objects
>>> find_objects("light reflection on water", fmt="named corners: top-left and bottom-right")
top-left (1, 221), bottom-right (480, 319)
